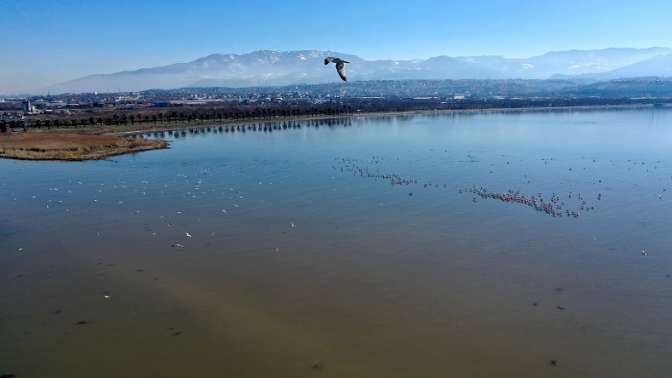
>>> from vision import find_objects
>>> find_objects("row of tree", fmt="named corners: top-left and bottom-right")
top-left (4, 97), bottom-right (670, 132)
top-left (21, 103), bottom-right (354, 129)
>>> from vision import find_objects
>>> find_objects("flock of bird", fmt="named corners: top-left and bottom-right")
top-left (332, 154), bottom-right (618, 219)
top-left (463, 187), bottom-right (590, 218)
top-left (333, 157), bottom-right (421, 187)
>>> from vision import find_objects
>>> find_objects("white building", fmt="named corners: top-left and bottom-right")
top-left (22, 100), bottom-right (38, 114)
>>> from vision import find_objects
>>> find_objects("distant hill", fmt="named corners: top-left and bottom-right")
top-left (608, 54), bottom-right (672, 78)
top-left (561, 77), bottom-right (672, 98)
top-left (45, 48), bottom-right (672, 94)
top-left (145, 77), bottom-right (672, 99)
top-left (150, 79), bottom-right (583, 98)
top-left (564, 54), bottom-right (672, 81)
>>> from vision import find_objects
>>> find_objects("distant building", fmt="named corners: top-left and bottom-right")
top-left (0, 111), bottom-right (24, 121)
top-left (0, 111), bottom-right (25, 133)
top-left (22, 100), bottom-right (38, 114)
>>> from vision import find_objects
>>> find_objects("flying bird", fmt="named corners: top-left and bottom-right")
top-left (324, 57), bottom-right (350, 82)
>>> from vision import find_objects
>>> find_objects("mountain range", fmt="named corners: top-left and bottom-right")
top-left (46, 47), bottom-right (672, 94)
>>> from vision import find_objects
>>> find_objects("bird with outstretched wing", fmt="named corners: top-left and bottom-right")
top-left (324, 57), bottom-right (350, 81)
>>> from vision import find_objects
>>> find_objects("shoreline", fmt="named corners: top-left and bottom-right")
top-left (0, 133), bottom-right (168, 161)
top-left (1, 102), bottom-right (668, 161)
top-left (107, 102), bottom-right (670, 136)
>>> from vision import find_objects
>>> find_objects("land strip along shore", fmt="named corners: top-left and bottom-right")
top-left (0, 133), bottom-right (167, 161)
top-left (26, 102), bottom-right (672, 137)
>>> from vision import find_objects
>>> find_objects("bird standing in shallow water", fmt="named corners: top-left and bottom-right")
top-left (324, 57), bottom-right (350, 81)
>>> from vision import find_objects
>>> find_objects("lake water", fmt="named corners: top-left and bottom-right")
top-left (2, 108), bottom-right (672, 378)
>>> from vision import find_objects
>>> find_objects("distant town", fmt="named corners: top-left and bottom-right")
top-left (2, 77), bottom-right (672, 133)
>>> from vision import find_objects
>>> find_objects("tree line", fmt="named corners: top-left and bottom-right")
top-left (3, 97), bottom-right (671, 132)
top-left (14, 103), bottom-right (354, 130)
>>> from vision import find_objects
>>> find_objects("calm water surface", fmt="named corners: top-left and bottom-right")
top-left (2, 109), bottom-right (672, 378)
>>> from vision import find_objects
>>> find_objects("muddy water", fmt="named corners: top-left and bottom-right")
top-left (2, 109), bottom-right (672, 377)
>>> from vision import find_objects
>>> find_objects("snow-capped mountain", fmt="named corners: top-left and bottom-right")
top-left (559, 53), bottom-right (672, 81)
top-left (45, 48), bottom-right (672, 93)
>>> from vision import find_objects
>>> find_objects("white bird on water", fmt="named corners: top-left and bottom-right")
top-left (324, 57), bottom-right (350, 82)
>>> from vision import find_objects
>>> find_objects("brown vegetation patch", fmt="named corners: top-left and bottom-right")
top-left (0, 133), bottom-right (167, 161)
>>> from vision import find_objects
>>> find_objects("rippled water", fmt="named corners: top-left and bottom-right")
top-left (2, 109), bottom-right (672, 378)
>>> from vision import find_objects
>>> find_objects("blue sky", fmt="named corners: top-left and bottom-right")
top-left (1, 0), bottom-right (671, 92)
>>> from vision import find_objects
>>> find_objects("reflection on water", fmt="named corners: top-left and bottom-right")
top-left (134, 116), bottom-right (355, 139)
top-left (2, 109), bottom-right (672, 378)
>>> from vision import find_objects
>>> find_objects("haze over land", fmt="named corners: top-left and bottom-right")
top-left (39, 47), bottom-right (672, 94)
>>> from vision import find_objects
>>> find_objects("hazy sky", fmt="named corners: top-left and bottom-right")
top-left (2, 0), bottom-right (671, 93)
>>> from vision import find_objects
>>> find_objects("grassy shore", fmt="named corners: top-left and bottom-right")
top-left (0, 133), bottom-right (167, 161)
